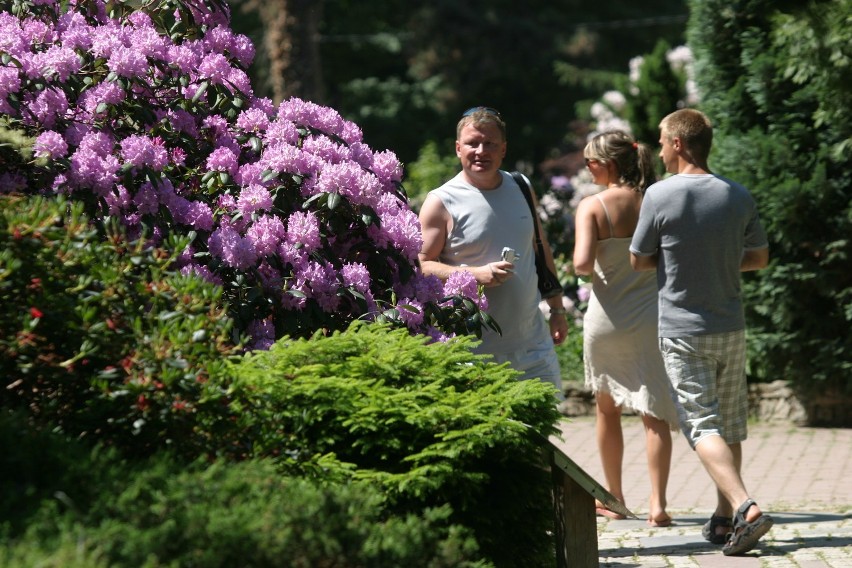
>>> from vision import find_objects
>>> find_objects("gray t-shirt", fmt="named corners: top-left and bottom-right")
top-left (630, 173), bottom-right (768, 337)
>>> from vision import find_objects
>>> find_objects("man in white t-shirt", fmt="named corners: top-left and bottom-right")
top-left (418, 107), bottom-right (566, 397)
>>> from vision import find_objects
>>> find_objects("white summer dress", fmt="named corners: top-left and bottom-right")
top-left (583, 196), bottom-right (679, 427)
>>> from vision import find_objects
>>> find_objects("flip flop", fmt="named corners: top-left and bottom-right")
top-left (722, 499), bottom-right (774, 556)
top-left (702, 514), bottom-right (733, 545)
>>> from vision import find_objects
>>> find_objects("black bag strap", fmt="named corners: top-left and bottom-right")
top-left (510, 171), bottom-right (546, 256)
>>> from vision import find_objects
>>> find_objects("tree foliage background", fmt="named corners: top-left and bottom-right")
top-left (687, 0), bottom-right (851, 395)
top-left (231, 0), bottom-right (690, 177)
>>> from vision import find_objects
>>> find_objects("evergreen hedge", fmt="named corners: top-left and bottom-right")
top-left (687, 0), bottom-right (851, 398)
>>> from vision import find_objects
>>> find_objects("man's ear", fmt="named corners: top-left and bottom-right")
top-left (672, 137), bottom-right (682, 151)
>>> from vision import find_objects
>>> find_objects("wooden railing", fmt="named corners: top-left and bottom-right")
top-left (546, 437), bottom-right (636, 567)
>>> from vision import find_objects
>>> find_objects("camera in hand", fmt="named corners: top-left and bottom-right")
top-left (501, 247), bottom-right (518, 263)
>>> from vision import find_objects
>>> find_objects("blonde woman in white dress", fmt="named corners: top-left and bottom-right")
top-left (573, 130), bottom-right (679, 527)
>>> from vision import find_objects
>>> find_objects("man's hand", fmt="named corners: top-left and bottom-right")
top-left (549, 311), bottom-right (568, 345)
top-left (482, 260), bottom-right (514, 287)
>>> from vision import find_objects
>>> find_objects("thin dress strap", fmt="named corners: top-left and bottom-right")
top-left (594, 194), bottom-right (615, 239)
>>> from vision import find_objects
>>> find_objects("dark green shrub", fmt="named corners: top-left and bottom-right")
top-left (92, 460), bottom-right (486, 568)
top-left (0, 413), bottom-right (488, 568)
top-left (686, 0), bottom-right (851, 397)
top-left (0, 195), bottom-right (243, 456)
top-left (229, 322), bottom-right (562, 567)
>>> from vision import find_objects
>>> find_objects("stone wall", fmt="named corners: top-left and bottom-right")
top-left (559, 380), bottom-right (850, 427)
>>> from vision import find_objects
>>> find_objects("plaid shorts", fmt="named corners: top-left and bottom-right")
top-left (659, 330), bottom-right (748, 449)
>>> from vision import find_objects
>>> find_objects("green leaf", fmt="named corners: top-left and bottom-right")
top-left (192, 80), bottom-right (209, 102)
top-left (327, 193), bottom-right (341, 210)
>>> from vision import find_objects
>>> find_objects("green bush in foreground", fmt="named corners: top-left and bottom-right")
top-left (0, 411), bottom-right (488, 568)
top-left (0, 195), bottom-right (242, 457)
top-left (229, 322), bottom-right (562, 567)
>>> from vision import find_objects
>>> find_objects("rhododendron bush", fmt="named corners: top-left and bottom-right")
top-left (0, 0), bottom-right (493, 347)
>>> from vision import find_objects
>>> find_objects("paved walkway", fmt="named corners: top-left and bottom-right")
top-left (552, 416), bottom-right (851, 567)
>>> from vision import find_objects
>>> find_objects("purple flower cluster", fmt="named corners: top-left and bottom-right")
top-left (1, 0), bottom-right (489, 345)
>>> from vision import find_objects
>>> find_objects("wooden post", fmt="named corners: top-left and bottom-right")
top-left (551, 450), bottom-right (599, 567)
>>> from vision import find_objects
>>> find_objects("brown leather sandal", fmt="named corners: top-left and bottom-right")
top-left (722, 499), bottom-right (774, 556)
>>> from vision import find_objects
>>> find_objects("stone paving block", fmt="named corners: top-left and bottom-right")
top-left (554, 417), bottom-right (851, 567)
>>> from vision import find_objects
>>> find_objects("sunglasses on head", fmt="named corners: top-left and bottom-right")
top-left (461, 106), bottom-right (502, 119)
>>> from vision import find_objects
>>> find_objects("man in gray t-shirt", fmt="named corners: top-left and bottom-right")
top-left (630, 109), bottom-right (772, 556)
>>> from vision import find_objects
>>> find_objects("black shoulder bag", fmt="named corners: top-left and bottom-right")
top-left (510, 171), bottom-right (563, 299)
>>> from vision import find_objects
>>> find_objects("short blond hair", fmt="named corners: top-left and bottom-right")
top-left (456, 108), bottom-right (506, 141)
top-left (660, 109), bottom-right (713, 163)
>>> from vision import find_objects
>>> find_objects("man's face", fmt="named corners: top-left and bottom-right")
top-left (658, 128), bottom-right (678, 174)
top-left (456, 122), bottom-right (506, 176)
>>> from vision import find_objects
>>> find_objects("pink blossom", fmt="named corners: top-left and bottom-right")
top-left (246, 215), bottom-right (285, 256)
top-left (303, 134), bottom-right (351, 164)
top-left (90, 23), bottom-right (123, 59)
top-left (277, 241), bottom-right (309, 270)
top-left (198, 53), bottom-right (231, 85)
top-left (341, 263), bottom-right (370, 293)
top-left (250, 97), bottom-right (275, 117)
top-left (396, 299), bottom-right (425, 328)
top-left (230, 34), bottom-right (255, 68)
top-left (170, 147), bottom-right (187, 167)
top-left (68, 132), bottom-right (120, 195)
top-left (348, 142), bottom-right (373, 169)
top-left (21, 19), bottom-right (54, 46)
top-left (103, 184), bottom-right (130, 215)
top-left (183, 201), bottom-right (214, 231)
top-left (264, 119), bottom-right (300, 146)
top-left (129, 24), bottom-right (167, 61)
top-left (260, 144), bottom-right (319, 177)
top-left (181, 263), bottom-right (223, 286)
top-left (57, 11), bottom-right (93, 50)
top-left (209, 225), bottom-right (257, 269)
top-left (166, 42), bottom-right (202, 74)
top-left (0, 14), bottom-right (27, 57)
top-left (443, 271), bottom-right (487, 310)
top-left (286, 211), bottom-right (321, 251)
top-left (235, 108), bottom-right (269, 133)
top-left (411, 274), bottom-right (445, 304)
top-left (32, 45), bottom-right (81, 82)
top-left (133, 182), bottom-right (159, 215)
top-left (108, 45), bottom-right (148, 78)
top-left (80, 81), bottom-right (125, 117)
top-left (33, 130), bottom-right (68, 159)
top-left (206, 146), bottom-right (238, 176)
top-left (120, 135), bottom-right (168, 171)
top-left (278, 97), bottom-right (345, 136)
top-left (0, 66), bottom-right (21, 100)
top-left (202, 25), bottom-right (233, 54)
top-left (236, 184), bottom-right (272, 216)
top-left (226, 68), bottom-right (252, 95)
top-left (300, 260), bottom-right (340, 312)
top-left (371, 150), bottom-right (403, 184)
top-left (257, 261), bottom-right (283, 290)
top-left (26, 87), bottom-right (68, 128)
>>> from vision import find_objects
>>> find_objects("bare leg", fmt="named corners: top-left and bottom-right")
top-left (695, 435), bottom-right (764, 524)
top-left (642, 413), bottom-right (672, 526)
top-left (595, 392), bottom-right (625, 506)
